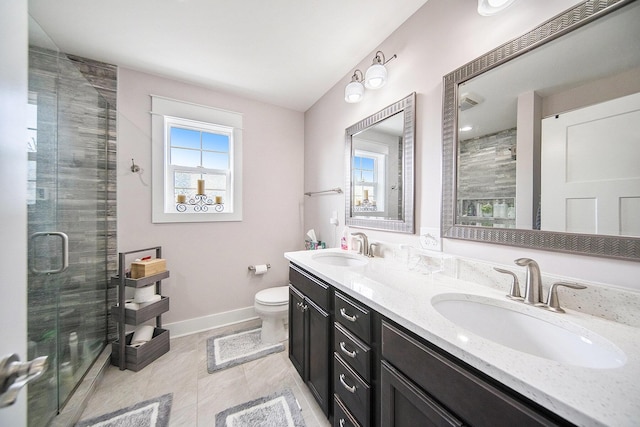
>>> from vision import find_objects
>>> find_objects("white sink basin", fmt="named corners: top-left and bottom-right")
top-left (311, 251), bottom-right (368, 267)
top-left (432, 293), bottom-right (626, 369)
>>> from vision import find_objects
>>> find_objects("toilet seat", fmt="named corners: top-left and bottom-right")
top-left (255, 286), bottom-right (288, 306)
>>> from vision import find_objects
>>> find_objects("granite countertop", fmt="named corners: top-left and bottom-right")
top-left (284, 248), bottom-right (640, 427)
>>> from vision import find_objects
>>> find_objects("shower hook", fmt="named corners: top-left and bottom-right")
top-left (130, 159), bottom-right (140, 173)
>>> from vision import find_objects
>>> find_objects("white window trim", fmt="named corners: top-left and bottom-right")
top-left (151, 95), bottom-right (243, 223)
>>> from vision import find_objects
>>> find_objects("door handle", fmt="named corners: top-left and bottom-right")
top-left (0, 353), bottom-right (48, 408)
top-left (29, 232), bottom-right (69, 274)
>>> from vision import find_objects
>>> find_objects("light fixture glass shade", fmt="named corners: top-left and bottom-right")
top-left (477, 0), bottom-right (517, 16)
top-left (344, 80), bottom-right (364, 103)
top-left (365, 63), bottom-right (387, 89)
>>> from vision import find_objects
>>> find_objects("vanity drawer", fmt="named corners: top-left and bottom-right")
top-left (335, 292), bottom-right (371, 343)
top-left (334, 394), bottom-right (362, 427)
top-left (334, 322), bottom-right (371, 382)
top-left (334, 354), bottom-right (370, 427)
top-left (381, 321), bottom-right (564, 427)
top-left (289, 264), bottom-right (330, 311)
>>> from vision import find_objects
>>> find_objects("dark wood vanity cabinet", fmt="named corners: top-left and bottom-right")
top-left (288, 264), bottom-right (332, 417)
top-left (288, 264), bottom-right (572, 427)
top-left (333, 291), bottom-right (376, 427)
top-left (381, 360), bottom-right (463, 427)
top-left (381, 321), bottom-right (572, 427)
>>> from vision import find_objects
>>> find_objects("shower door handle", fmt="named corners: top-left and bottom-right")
top-left (29, 231), bottom-right (69, 274)
top-left (0, 353), bottom-right (48, 408)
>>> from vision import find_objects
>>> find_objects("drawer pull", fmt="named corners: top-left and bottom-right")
top-left (339, 341), bottom-right (357, 358)
top-left (340, 307), bottom-right (357, 322)
top-left (339, 373), bottom-right (356, 393)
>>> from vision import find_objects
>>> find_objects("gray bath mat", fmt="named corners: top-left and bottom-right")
top-left (75, 393), bottom-right (172, 427)
top-left (215, 389), bottom-right (305, 427)
top-left (207, 327), bottom-right (284, 373)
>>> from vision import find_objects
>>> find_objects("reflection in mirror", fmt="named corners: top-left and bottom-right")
top-left (442, 0), bottom-right (640, 260)
top-left (352, 111), bottom-right (403, 219)
top-left (346, 93), bottom-right (415, 233)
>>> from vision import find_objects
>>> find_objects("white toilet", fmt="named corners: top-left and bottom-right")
top-left (254, 286), bottom-right (289, 344)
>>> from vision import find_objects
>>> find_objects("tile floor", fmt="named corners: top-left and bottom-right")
top-left (77, 320), bottom-right (331, 427)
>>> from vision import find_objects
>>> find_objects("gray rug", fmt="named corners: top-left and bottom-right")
top-left (207, 327), bottom-right (284, 373)
top-left (215, 389), bottom-right (305, 427)
top-left (75, 393), bottom-right (172, 427)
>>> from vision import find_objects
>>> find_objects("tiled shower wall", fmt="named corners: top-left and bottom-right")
top-left (27, 46), bottom-right (118, 357)
top-left (457, 128), bottom-right (517, 200)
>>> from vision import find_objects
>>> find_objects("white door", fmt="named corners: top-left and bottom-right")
top-left (541, 92), bottom-right (640, 236)
top-left (0, 1), bottom-right (28, 424)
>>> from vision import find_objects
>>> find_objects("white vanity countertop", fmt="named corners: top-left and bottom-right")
top-left (284, 248), bottom-right (640, 427)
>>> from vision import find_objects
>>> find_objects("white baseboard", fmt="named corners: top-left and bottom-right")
top-left (164, 306), bottom-right (259, 338)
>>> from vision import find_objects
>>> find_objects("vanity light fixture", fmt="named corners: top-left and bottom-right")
top-left (345, 51), bottom-right (397, 103)
top-left (344, 70), bottom-right (365, 103)
top-left (365, 51), bottom-right (396, 89)
top-left (477, 0), bottom-right (518, 16)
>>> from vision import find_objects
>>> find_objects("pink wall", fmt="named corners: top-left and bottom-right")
top-left (117, 68), bottom-right (305, 327)
top-left (304, 0), bottom-right (640, 290)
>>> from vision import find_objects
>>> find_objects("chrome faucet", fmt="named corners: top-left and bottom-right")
top-left (496, 258), bottom-right (587, 313)
top-left (350, 232), bottom-right (370, 257)
top-left (514, 258), bottom-right (543, 305)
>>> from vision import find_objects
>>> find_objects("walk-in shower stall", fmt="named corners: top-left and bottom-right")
top-left (27, 17), bottom-right (117, 427)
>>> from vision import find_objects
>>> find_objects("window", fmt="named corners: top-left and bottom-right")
top-left (27, 100), bottom-right (38, 205)
top-left (151, 95), bottom-right (243, 223)
top-left (166, 117), bottom-right (233, 212)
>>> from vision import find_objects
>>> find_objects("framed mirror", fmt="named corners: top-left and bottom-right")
top-left (442, 0), bottom-right (640, 261)
top-left (346, 92), bottom-right (415, 233)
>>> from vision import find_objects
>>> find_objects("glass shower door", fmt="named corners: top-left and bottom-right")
top-left (27, 17), bottom-right (111, 427)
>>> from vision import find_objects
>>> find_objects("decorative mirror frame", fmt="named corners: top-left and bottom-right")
top-left (442, 0), bottom-right (640, 261)
top-left (346, 92), bottom-right (416, 233)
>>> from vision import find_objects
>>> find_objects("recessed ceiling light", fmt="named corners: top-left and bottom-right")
top-left (460, 126), bottom-right (473, 132)
top-left (477, 0), bottom-right (518, 16)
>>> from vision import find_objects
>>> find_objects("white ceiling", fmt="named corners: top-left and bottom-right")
top-left (28, 0), bottom-right (429, 112)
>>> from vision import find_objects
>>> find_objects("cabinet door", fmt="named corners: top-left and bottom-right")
top-left (381, 361), bottom-right (464, 427)
top-left (307, 297), bottom-right (331, 417)
top-left (289, 286), bottom-right (306, 379)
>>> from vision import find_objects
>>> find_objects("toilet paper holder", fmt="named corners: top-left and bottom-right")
top-left (248, 264), bottom-right (271, 271)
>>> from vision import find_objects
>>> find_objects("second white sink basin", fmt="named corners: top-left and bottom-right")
top-left (311, 251), bottom-right (368, 267)
top-left (432, 293), bottom-right (626, 369)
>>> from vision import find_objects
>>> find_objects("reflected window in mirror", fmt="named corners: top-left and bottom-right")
top-left (353, 152), bottom-right (383, 213)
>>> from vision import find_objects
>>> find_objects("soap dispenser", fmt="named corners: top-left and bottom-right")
top-left (341, 227), bottom-right (349, 250)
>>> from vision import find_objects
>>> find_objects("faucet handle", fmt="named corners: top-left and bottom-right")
top-left (494, 267), bottom-right (523, 300)
top-left (368, 242), bottom-right (379, 258)
top-left (545, 281), bottom-right (587, 313)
